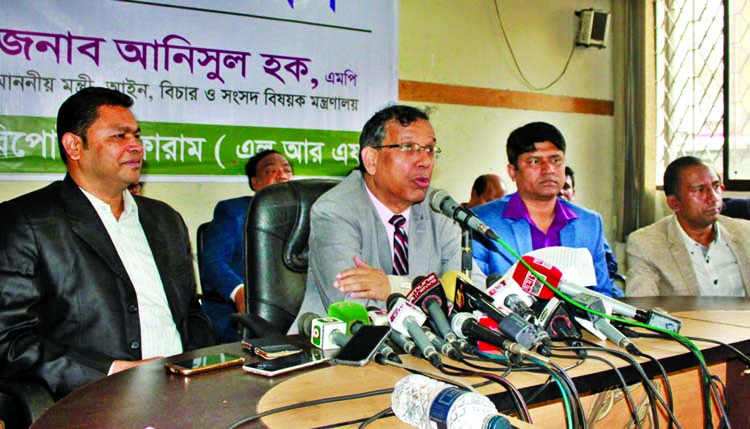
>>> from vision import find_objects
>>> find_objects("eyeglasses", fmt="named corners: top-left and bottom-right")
top-left (372, 143), bottom-right (442, 158)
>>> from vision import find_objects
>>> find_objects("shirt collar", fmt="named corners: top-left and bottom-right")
top-left (503, 192), bottom-right (578, 223)
top-left (363, 180), bottom-right (412, 225)
top-left (79, 187), bottom-right (138, 220)
top-left (673, 214), bottom-right (722, 248)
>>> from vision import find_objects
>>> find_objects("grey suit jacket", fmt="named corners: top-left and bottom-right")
top-left (625, 214), bottom-right (750, 296)
top-left (293, 171), bottom-right (468, 327)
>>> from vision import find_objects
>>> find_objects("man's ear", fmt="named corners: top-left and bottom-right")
top-left (667, 195), bottom-right (681, 212)
top-left (61, 133), bottom-right (82, 161)
top-left (250, 176), bottom-right (258, 191)
top-left (361, 147), bottom-right (378, 175)
top-left (507, 164), bottom-right (517, 182)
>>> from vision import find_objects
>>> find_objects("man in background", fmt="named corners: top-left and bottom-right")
top-left (0, 87), bottom-right (216, 398)
top-left (293, 105), bottom-right (480, 327)
top-left (472, 121), bottom-right (622, 297)
top-left (626, 156), bottom-right (750, 296)
top-left (463, 173), bottom-right (507, 209)
top-left (201, 149), bottom-right (293, 342)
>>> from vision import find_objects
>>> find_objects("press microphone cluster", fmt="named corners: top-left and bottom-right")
top-left (407, 274), bottom-right (463, 360)
top-left (441, 270), bottom-right (551, 355)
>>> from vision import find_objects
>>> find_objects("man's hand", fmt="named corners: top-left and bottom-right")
top-left (334, 256), bottom-right (390, 301)
top-left (109, 357), bottom-right (162, 375)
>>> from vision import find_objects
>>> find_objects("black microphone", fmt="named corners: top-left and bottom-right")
top-left (428, 189), bottom-right (499, 240)
top-left (441, 271), bottom-right (550, 354)
top-left (407, 273), bottom-right (462, 359)
top-left (450, 312), bottom-right (543, 363)
top-left (386, 293), bottom-right (442, 368)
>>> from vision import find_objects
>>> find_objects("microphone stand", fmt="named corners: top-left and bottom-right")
top-left (461, 228), bottom-right (472, 277)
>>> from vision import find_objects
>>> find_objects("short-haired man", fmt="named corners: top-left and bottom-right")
top-left (293, 105), bottom-right (480, 328)
top-left (559, 166), bottom-right (576, 202)
top-left (471, 122), bottom-right (622, 297)
top-left (464, 173), bottom-right (507, 209)
top-left (201, 149), bottom-right (292, 342)
top-left (626, 156), bottom-right (750, 296)
top-left (0, 87), bottom-right (217, 398)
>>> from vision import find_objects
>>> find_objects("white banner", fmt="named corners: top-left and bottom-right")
top-left (0, 0), bottom-right (398, 177)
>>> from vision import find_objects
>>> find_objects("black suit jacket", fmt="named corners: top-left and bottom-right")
top-left (0, 175), bottom-right (217, 398)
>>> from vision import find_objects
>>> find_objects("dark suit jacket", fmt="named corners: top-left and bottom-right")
top-left (0, 175), bottom-right (217, 398)
top-left (200, 196), bottom-right (251, 342)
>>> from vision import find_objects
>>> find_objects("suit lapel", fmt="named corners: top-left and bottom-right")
top-left (665, 220), bottom-right (700, 295)
top-left (59, 175), bottom-right (132, 285)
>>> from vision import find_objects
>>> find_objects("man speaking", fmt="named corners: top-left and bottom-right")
top-left (293, 105), bottom-right (480, 330)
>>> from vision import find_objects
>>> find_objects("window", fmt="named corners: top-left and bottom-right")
top-left (655, 0), bottom-right (750, 189)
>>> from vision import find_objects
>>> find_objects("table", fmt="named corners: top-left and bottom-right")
top-left (30, 298), bottom-right (750, 428)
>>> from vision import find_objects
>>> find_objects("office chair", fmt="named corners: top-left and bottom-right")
top-left (196, 221), bottom-right (236, 307)
top-left (0, 378), bottom-right (54, 429)
top-left (231, 179), bottom-right (339, 338)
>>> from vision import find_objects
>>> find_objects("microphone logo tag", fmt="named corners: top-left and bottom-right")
top-left (406, 273), bottom-right (440, 302)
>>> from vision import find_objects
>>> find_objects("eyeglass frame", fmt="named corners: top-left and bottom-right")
top-left (371, 143), bottom-right (442, 157)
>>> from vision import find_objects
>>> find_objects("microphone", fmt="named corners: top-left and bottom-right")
top-left (422, 326), bottom-right (462, 361)
top-left (389, 327), bottom-right (421, 357)
top-left (573, 293), bottom-right (642, 356)
top-left (407, 274), bottom-right (462, 359)
top-left (428, 189), bottom-right (499, 240)
top-left (486, 273), bottom-right (537, 324)
top-left (328, 301), bottom-right (371, 334)
top-left (536, 297), bottom-right (585, 357)
top-left (298, 312), bottom-right (349, 350)
top-left (451, 312), bottom-right (541, 362)
top-left (387, 293), bottom-right (442, 368)
top-left (441, 271), bottom-right (550, 353)
top-left (512, 256), bottom-right (682, 333)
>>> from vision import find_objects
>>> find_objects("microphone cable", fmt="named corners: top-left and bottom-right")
top-left (549, 348), bottom-right (643, 429)
top-left (570, 339), bottom-right (683, 429)
top-left (477, 350), bottom-right (585, 429)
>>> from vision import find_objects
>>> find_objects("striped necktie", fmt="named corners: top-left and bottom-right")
top-left (389, 214), bottom-right (409, 275)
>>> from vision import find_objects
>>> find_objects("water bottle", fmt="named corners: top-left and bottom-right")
top-left (391, 374), bottom-right (511, 429)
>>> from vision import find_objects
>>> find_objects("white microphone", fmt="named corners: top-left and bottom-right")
top-left (428, 189), bottom-right (499, 240)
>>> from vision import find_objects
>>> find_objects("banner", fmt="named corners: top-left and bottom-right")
top-left (0, 0), bottom-right (398, 179)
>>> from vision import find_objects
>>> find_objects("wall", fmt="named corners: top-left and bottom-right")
top-left (0, 0), bottom-right (617, 258)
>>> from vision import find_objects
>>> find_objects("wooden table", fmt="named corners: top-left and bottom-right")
top-left (30, 298), bottom-right (750, 428)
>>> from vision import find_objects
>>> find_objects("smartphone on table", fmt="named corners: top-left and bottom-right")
top-left (242, 337), bottom-right (303, 360)
top-left (242, 349), bottom-right (331, 377)
top-left (331, 325), bottom-right (392, 366)
top-left (165, 352), bottom-right (245, 376)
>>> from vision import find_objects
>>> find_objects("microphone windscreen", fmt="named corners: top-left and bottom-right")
top-left (327, 301), bottom-right (371, 335)
top-left (297, 312), bottom-right (321, 338)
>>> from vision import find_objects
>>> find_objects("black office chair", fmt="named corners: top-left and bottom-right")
top-left (0, 378), bottom-right (54, 429)
top-left (231, 179), bottom-right (339, 338)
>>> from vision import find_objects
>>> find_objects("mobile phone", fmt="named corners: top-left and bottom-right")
top-left (165, 352), bottom-right (244, 376)
top-left (331, 325), bottom-right (392, 366)
top-left (242, 338), bottom-right (303, 359)
top-left (242, 349), bottom-right (331, 377)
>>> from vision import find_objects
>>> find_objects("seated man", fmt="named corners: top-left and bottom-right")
top-left (293, 105), bottom-right (480, 327)
top-left (472, 122), bottom-right (622, 297)
top-left (626, 156), bottom-right (750, 296)
top-left (0, 87), bottom-right (217, 399)
top-left (463, 173), bottom-right (507, 209)
top-left (201, 149), bottom-right (292, 342)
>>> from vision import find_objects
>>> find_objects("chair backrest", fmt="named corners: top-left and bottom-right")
top-left (243, 179), bottom-right (339, 335)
